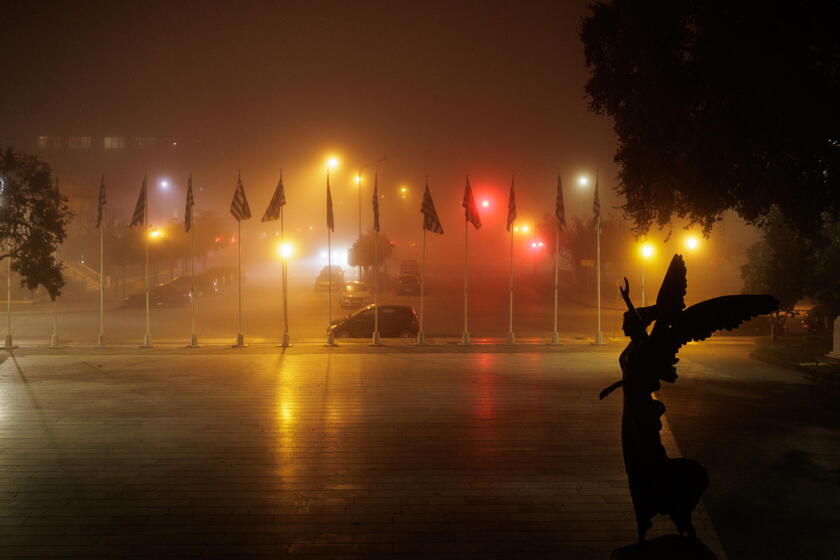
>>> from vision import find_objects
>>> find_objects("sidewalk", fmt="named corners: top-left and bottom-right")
top-left (0, 350), bottom-right (725, 558)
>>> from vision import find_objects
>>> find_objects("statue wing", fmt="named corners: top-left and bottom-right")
top-left (655, 254), bottom-right (687, 314)
top-left (670, 295), bottom-right (779, 349)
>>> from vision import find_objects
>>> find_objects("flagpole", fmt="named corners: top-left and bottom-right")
top-left (234, 219), bottom-right (245, 347)
top-left (49, 297), bottom-right (58, 348)
top-left (461, 218), bottom-right (471, 345)
top-left (189, 211), bottom-right (198, 347)
top-left (98, 213), bottom-right (105, 347)
top-left (326, 170), bottom-right (337, 347)
top-left (3, 252), bottom-right (11, 349)
top-left (507, 226), bottom-right (515, 345)
top-left (594, 171), bottom-right (604, 346)
top-left (551, 227), bottom-right (561, 344)
top-left (280, 205), bottom-right (291, 348)
top-left (417, 226), bottom-right (427, 345)
top-left (142, 175), bottom-right (151, 348)
top-left (372, 228), bottom-right (382, 345)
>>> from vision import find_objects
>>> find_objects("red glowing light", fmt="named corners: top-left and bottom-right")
top-left (214, 235), bottom-right (222, 243)
top-left (481, 199), bottom-right (490, 208)
top-left (230, 237), bottom-right (236, 244)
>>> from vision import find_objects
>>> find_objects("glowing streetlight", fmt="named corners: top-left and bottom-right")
top-left (148, 227), bottom-right (164, 241)
top-left (577, 175), bottom-right (590, 189)
top-left (481, 199), bottom-right (490, 208)
top-left (326, 156), bottom-right (340, 171)
top-left (354, 175), bottom-right (362, 185)
top-left (685, 235), bottom-right (699, 251)
top-left (277, 241), bottom-right (294, 259)
top-left (159, 179), bottom-right (169, 190)
top-left (399, 186), bottom-right (409, 199)
top-left (639, 242), bottom-right (654, 306)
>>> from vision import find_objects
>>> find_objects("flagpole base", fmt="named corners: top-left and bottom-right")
top-left (548, 331), bottom-right (563, 346)
top-left (325, 332), bottom-right (338, 347)
top-left (506, 332), bottom-right (515, 345)
top-left (49, 334), bottom-right (59, 349)
top-left (4, 334), bottom-right (15, 350)
top-left (140, 333), bottom-right (153, 348)
top-left (232, 333), bottom-right (247, 348)
top-left (371, 331), bottom-right (383, 346)
top-left (97, 334), bottom-right (105, 347)
top-left (416, 331), bottom-right (428, 346)
top-left (280, 333), bottom-right (291, 348)
top-left (592, 331), bottom-right (606, 346)
top-left (187, 334), bottom-right (199, 348)
top-left (460, 332), bottom-right (471, 346)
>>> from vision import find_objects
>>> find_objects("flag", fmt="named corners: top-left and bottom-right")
top-left (261, 176), bottom-right (286, 222)
top-left (130, 175), bottom-right (146, 228)
top-left (185, 174), bottom-right (195, 232)
top-left (462, 175), bottom-right (481, 229)
top-left (326, 174), bottom-right (335, 232)
top-left (96, 175), bottom-right (106, 228)
top-left (230, 173), bottom-right (251, 221)
top-left (506, 176), bottom-right (516, 232)
top-left (372, 173), bottom-right (380, 233)
top-left (421, 182), bottom-right (444, 235)
top-left (556, 174), bottom-right (565, 230)
top-left (593, 171), bottom-right (601, 221)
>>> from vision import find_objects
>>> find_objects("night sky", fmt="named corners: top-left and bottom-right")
top-left (2, 1), bottom-right (618, 247)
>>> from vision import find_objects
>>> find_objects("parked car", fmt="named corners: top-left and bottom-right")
top-left (340, 281), bottom-right (373, 308)
top-left (315, 265), bottom-right (345, 290)
top-left (123, 283), bottom-right (190, 308)
top-left (399, 259), bottom-right (419, 274)
top-left (396, 273), bottom-right (421, 295)
top-left (199, 266), bottom-right (237, 295)
top-left (329, 304), bottom-right (419, 338)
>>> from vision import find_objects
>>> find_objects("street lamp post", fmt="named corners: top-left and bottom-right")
top-left (640, 242), bottom-right (654, 307)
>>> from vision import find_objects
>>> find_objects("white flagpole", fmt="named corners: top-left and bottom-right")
top-left (142, 179), bottom-right (151, 348)
top-left (234, 219), bottom-right (245, 347)
top-left (326, 170), bottom-right (337, 347)
top-left (280, 205), bottom-right (291, 348)
top-left (49, 297), bottom-right (58, 348)
top-left (507, 227), bottom-right (515, 345)
top-left (551, 227), bottom-right (561, 345)
top-left (189, 211), bottom-right (198, 347)
top-left (372, 228), bottom-right (382, 345)
top-left (461, 219), bottom-right (471, 345)
top-left (594, 199), bottom-right (604, 346)
top-left (98, 216), bottom-right (105, 346)
top-left (417, 226), bottom-right (427, 345)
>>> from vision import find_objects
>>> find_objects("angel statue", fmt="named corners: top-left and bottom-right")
top-left (599, 254), bottom-right (778, 547)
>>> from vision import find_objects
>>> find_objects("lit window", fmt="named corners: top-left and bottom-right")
top-left (38, 136), bottom-right (61, 149)
top-left (135, 137), bottom-right (156, 149)
top-left (104, 136), bottom-right (126, 149)
top-left (68, 136), bottom-right (91, 149)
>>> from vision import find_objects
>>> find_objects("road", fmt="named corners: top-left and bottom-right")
top-left (1, 339), bottom-right (837, 557)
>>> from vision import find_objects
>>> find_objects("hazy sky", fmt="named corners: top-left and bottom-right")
top-left (1, 1), bottom-right (636, 255)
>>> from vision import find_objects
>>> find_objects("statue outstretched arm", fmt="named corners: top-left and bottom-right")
top-left (599, 380), bottom-right (623, 400)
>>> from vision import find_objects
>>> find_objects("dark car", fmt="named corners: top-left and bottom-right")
top-left (329, 304), bottom-right (419, 338)
top-left (123, 284), bottom-right (190, 308)
top-left (396, 273), bottom-right (421, 295)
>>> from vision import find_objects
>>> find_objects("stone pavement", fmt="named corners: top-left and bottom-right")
top-left (0, 347), bottom-right (725, 558)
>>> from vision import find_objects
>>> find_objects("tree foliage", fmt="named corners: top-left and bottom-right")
top-left (581, 2), bottom-right (840, 239)
top-left (349, 232), bottom-right (394, 269)
top-left (0, 148), bottom-right (72, 299)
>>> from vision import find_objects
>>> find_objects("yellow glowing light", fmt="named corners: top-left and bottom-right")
top-left (577, 175), bottom-right (590, 188)
top-left (640, 243), bottom-right (654, 259)
top-left (277, 241), bottom-right (294, 259)
top-left (513, 226), bottom-right (519, 232)
top-left (354, 175), bottom-right (362, 185)
top-left (326, 156), bottom-right (340, 170)
top-left (148, 228), bottom-right (163, 240)
top-left (521, 225), bottom-right (530, 233)
top-left (685, 236), bottom-right (699, 251)
top-left (400, 186), bottom-right (408, 193)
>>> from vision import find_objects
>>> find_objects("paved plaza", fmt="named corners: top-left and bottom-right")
top-left (0, 342), bottom-right (736, 558)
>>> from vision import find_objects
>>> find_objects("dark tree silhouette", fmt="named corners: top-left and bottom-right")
top-left (0, 148), bottom-right (72, 299)
top-left (349, 232), bottom-right (394, 270)
top-left (581, 2), bottom-right (840, 239)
